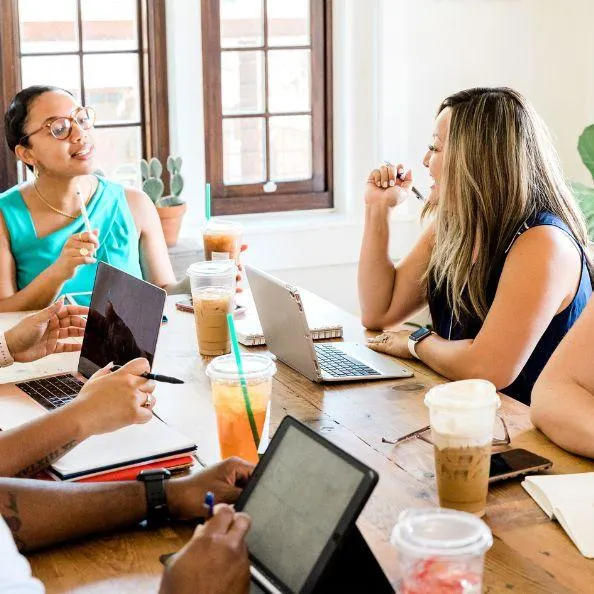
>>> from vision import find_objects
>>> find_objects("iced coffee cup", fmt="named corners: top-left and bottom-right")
top-left (187, 261), bottom-right (236, 356)
top-left (391, 508), bottom-right (493, 594)
top-left (424, 379), bottom-right (500, 517)
top-left (202, 219), bottom-right (243, 263)
top-left (205, 354), bottom-right (276, 464)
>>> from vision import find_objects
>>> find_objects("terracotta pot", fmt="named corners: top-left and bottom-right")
top-left (156, 202), bottom-right (187, 247)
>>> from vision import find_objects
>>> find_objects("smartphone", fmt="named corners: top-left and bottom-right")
top-left (489, 448), bottom-right (552, 483)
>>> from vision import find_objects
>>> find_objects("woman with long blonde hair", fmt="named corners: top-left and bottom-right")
top-left (359, 87), bottom-right (592, 404)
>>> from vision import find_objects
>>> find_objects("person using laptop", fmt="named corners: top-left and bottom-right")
top-left (0, 299), bottom-right (157, 477)
top-left (359, 87), bottom-right (592, 405)
top-left (0, 461), bottom-right (254, 594)
top-left (0, 86), bottom-right (246, 312)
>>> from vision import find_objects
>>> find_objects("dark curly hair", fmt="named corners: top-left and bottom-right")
top-left (4, 85), bottom-right (72, 160)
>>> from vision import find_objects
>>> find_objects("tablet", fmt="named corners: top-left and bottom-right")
top-left (235, 415), bottom-right (379, 594)
top-left (64, 291), bottom-right (93, 306)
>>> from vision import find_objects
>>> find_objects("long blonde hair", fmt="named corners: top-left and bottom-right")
top-left (424, 87), bottom-right (589, 323)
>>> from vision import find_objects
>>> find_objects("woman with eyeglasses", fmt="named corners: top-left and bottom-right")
top-left (359, 87), bottom-right (592, 405)
top-left (0, 85), bottom-right (186, 311)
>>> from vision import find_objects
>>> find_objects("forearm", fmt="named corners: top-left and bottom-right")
top-left (358, 204), bottom-right (397, 329)
top-left (415, 334), bottom-right (518, 389)
top-left (164, 276), bottom-right (190, 295)
top-left (0, 405), bottom-right (88, 477)
top-left (0, 267), bottom-right (65, 312)
top-left (0, 478), bottom-right (145, 551)
top-left (532, 378), bottom-right (594, 458)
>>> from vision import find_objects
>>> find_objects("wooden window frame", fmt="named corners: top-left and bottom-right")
top-left (202, 0), bottom-right (333, 216)
top-left (0, 0), bottom-right (169, 192)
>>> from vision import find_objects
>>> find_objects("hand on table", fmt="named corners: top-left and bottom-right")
top-left (367, 329), bottom-right (413, 359)
top-left (159, 504), bottom-right (251, 594)
top-left (167, 457), bottom-right (254, 521)
top-left (4, 299), bottom-right (87, 363)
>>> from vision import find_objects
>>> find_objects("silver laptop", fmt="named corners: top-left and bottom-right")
top-left (245, 266), bottom-right (413, 382)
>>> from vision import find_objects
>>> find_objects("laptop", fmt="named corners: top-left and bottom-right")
top-left (235, 415), bottom-right (393, 594)
top-left (0, 262), bottom-right (196, 479)
top-left (245, 266), bottom-right (413, 382)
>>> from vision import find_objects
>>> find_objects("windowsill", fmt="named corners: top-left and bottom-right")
top-left (179, 207), bottom-right (417, 240)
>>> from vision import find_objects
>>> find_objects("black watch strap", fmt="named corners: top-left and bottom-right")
top-left (137, 468), bottom-right (171, 528)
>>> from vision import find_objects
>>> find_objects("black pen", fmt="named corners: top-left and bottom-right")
top-left (110, 365), bottom-right (184, 384)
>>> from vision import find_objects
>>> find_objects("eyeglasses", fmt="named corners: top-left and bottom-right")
top-left (382, 415), bottom-right (510, 447)
top-left (20, 106), bottom-right (95, 145)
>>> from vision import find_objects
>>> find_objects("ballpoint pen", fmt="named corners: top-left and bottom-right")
top-left (110, 365), bottom-right (184, 384)
top-left (383, 161), bottom-right (425, 202)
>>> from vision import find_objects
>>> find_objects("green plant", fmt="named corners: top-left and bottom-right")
top-left (572, 125), bottom-right (594, 240)
top-left (140, 156), bottom-right (185, 207)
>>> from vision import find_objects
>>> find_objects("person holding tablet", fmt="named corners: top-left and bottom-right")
top-left (360, 87), bottom-right (592, 404)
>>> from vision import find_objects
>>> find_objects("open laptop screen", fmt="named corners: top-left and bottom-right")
top-left (78, 263), bottom-right (166, 378)
top-left (238, 421), bottom-right (375, 593)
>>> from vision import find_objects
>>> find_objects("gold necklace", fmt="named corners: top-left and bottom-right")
top-left (33, 179), bottom-right (93, 220)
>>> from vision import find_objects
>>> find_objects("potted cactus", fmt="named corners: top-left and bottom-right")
top-left (140, 156), bottom-right (187, 247)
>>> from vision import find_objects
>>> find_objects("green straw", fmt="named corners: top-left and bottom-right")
top-left (226, 312), bottom-right (260, 449)
top-left (205, 182), bottom-right (211, 221)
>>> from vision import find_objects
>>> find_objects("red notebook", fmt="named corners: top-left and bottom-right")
top-left (37, 454), bottom-right (196, 483)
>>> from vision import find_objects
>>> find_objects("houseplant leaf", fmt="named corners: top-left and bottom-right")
top-left (578, 125), bottom-right (594, 180)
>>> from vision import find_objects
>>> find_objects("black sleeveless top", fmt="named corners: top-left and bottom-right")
top-left (428, 212), bottom-right (592, 405)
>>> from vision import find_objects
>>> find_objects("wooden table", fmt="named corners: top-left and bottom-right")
top-left (8, 293), bottom-right (593, 593)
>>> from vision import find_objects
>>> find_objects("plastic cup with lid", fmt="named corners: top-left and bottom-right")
top-left (390, 507), bottom-right (493, 593)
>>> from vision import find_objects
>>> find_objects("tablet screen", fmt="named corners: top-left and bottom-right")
top-left (241, 423), bottom-right (369, 593)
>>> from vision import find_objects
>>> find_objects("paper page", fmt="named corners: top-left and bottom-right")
top-left (554, 502), bottom-right (594, 558)
top-left (522, 472), bottom-right (594, 519)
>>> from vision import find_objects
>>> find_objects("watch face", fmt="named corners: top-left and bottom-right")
top-left (410, 327), bottom-right (432, 342)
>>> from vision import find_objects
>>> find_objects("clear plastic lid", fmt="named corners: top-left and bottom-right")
top-left (390, 508), bottom-right (493, 558)
top-left (206, 354), bottom-right (276, 382)
top-left (187, 260), bottom-right (236, 278)
top-left (202, 219), bottom-right (243, 235)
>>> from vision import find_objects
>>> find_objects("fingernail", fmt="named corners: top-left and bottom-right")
top-left (389, 180), bottom-right (395, 187)
top-left (382, 182), bottom-right (387, 188)
top-left (376, 182), bottom-right (381, 187)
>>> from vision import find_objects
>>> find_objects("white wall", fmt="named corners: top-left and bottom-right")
top-left (166, 0), bottom-right (594, 314)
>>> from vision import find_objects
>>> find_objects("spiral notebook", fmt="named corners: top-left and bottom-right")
top-left (235, 314), bottom-right (343, 346)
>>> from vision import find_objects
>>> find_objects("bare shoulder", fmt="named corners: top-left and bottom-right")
top-left (508, 223), bottom-right (582, 267)
top-left (124, 186), bottom-right (155, 210)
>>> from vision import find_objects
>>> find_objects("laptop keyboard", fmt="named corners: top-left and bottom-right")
top-left (16, 374), bottom-right (84, 410)
top-left (314, 344), bottom-right (381, 377)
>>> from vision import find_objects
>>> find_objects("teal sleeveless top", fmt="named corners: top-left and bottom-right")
top-left (0, 176), bottom-right (143, 305)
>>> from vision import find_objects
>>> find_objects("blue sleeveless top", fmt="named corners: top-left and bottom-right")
top-left (428, 212), bottom-right (592, 405)
top-left (0, 176), bottom-right (143, 306)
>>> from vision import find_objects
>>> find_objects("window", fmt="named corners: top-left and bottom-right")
top-left (0, 0), bottom-right (169, 191)
top-left (202, 0), bottom-right (333, 215)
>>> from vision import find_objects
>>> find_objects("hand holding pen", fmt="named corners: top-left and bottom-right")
top-left (110, 364), bottom-right (184, 384)
top-left (365, 162), bottom-right (424, 209)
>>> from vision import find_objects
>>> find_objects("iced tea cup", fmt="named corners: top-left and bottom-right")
top-left (391, 508), bottom-right (493, 594)
top-left (424, 380), bottom-right (500, 517)
top-left (187, 261), bottom-right (236, 356)
top-left (203, 219), bottom-right (243, 263)
top-left (205, 354), bottom-right (276, 464)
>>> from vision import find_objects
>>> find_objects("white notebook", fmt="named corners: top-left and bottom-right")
top-left (235, 314), bottom-right (342, 346)
top-left (522, 472), bottom-right (594, 558)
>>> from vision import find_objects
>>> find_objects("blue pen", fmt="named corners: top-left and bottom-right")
top-left (204, 491), bottom-right (215, 519)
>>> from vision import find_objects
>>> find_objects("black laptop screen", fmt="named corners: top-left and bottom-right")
top-left (241, 424), bottom-right (367, 592)
top-left (79, 263), bottom-right (166, 377)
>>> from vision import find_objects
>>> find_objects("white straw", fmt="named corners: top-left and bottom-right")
top-left (76, 183), bottom-right (93, 236)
